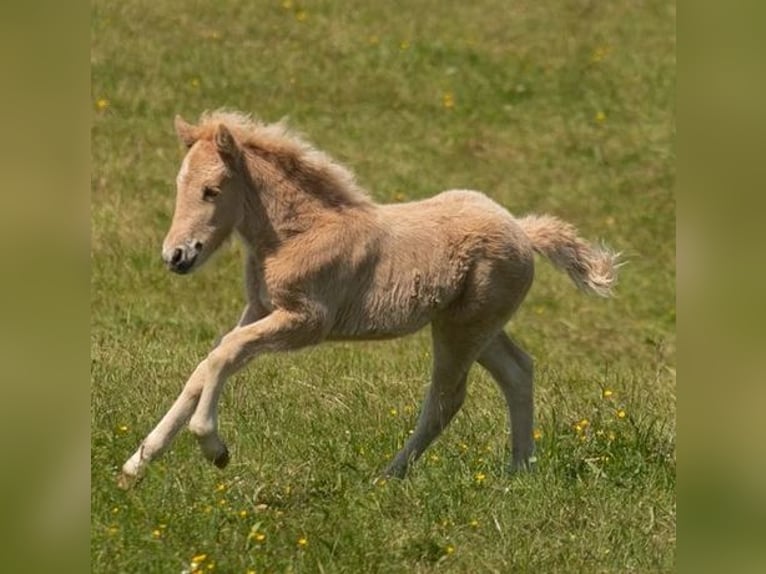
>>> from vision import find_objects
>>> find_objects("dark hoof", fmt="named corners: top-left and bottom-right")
top-left (213, 447), bottom-right (230, 469)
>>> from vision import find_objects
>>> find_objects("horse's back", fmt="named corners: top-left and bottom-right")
top-left (336, 190), bottom-right (535, 334)
top-left (379, 189), bottom-right (531, 261)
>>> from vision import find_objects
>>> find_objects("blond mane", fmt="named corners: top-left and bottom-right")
top-left (195, 110), bottom-right (371, 207)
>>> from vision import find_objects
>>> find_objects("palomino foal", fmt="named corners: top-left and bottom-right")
top-left (119, 111), bottom-right (619, 488)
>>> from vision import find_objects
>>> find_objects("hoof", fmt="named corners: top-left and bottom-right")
top-left (213, 446), bottom-right (230, 469)
top-left (509, 455), bottom-right (538, 474)
top-left (117, 471), bottom-right (139, 490)
top-left (381, 464), bottom-right (407, 480)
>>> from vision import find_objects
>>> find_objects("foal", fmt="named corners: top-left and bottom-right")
top-left (119, 111), bottom-right (619, 488)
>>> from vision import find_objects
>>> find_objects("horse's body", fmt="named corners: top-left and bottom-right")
top-left (119, 111), bottom-right (619, 488)
top-left (265, 188), bottom-right (533, 341)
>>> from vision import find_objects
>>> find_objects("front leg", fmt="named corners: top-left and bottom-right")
top-left (119, 308), bottom-right (325, 487)
top-left (118, 358), bottom-right (214, 488)
top-left (213, 254), bottom-right (269, 346)
top-left (189, 308), bottom-right (325, 466)
top-left (211, 303), bottom-right (268, 349)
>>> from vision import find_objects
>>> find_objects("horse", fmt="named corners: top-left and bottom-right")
top-left (118, 110), bottom-right (619, 488)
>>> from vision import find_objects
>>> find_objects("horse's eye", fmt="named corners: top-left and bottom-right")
top-left (202, 187), bottom-right (220, 202)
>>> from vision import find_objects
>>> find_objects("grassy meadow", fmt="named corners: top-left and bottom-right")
top-left (91, 1), bottom-right (675, 572)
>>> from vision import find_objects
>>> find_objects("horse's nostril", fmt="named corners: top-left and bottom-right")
top-left (193, 241), bottom-right (203, 252)
top-left (170, 247), bottom-right (183, 265)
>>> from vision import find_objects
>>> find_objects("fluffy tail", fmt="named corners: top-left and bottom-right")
top-left (518, 214), bottom-right (621, 297)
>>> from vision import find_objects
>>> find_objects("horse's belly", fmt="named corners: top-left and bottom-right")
top-left (328, 310), bottom-right (434, 340)
top-left (328, 283), bottom-right (447, 340)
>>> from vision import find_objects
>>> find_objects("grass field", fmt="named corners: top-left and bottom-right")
top-left (91, 1), bottom-right (676, 571)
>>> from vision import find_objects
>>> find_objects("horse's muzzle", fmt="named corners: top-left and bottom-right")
top-left (163, 242), bottom-right (202, 274)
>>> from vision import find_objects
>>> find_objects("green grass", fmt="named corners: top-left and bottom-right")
top-left (91, 0), bottom-right (675, 571)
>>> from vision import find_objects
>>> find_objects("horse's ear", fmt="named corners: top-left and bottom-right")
top-left (175, 115), bottom-right (198, 148)
top-left (215, 124), bottom-right (240, 166)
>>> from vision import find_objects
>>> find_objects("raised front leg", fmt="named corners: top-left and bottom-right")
top-left (119, 308), bottom-right (324, 488)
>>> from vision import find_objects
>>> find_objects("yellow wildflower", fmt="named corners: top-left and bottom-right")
top-left (595, 111), bottom-right (607, 123)
top-left (191, 78), bottom-right (200, 88)
top-left (152, 529), bottom-right (162, 539)
top-left (295, 10), bottom-right (307, 22)
top-left (118, 425), bottom-right (128, 432)
top-left (602, 389), bottom-right (614, 398)
top-left (474, 472), bottom-right (486, 484)
top-left (445, 544), bottom-right (455, 555)
top-left (469, 519), bottom-right (479, 528)
top-left (281, 0), bottom-right (292, 8)
top-left (192, 554), bottom-right (207, 564)
top-left (429, 453), bottom-right (440, 462)
top-left (442, 91), bottom-right (455, 109)
top-left (591, 46), bottom-right (610, 63)
top-left (533, 429), bottom-right (543, 441)
top-left (399, 40), bottom-right (410, 51)
top-left (297, 536), bottom-right (308, 547)
top-left (239, 510), bottom-right (248, 518)
top-left (389, 407), bottom-right (398, 417)
top-left (579, 418), bottom-right (590, 428)
top-left (616, 409), bottom-right (626, 419)
top-left (96, 98), bottom-right (109, 111)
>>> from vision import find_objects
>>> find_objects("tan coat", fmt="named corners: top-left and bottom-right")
top-left (119, 110), bottom-right (619, 488)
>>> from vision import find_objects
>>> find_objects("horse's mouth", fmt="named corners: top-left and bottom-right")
top-left (165, 243), bottom-right (202, 274)
top-left (169, 256), bottom-right (196, 274)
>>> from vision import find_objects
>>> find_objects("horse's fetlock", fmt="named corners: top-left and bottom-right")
top-left (188, 418), bottom-right (215, 438)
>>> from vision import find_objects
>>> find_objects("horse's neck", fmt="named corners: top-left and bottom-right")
top-left (238, 154), bottom-right (349, 254)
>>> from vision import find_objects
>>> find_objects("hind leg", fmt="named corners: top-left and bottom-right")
top-left (478, 331), bottom-right (536, 472)
top-left (383, 324), bottom-right (486, 478)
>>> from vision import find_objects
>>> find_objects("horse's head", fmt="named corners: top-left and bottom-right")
top-left (162, 116), bottom-right (247, 274)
